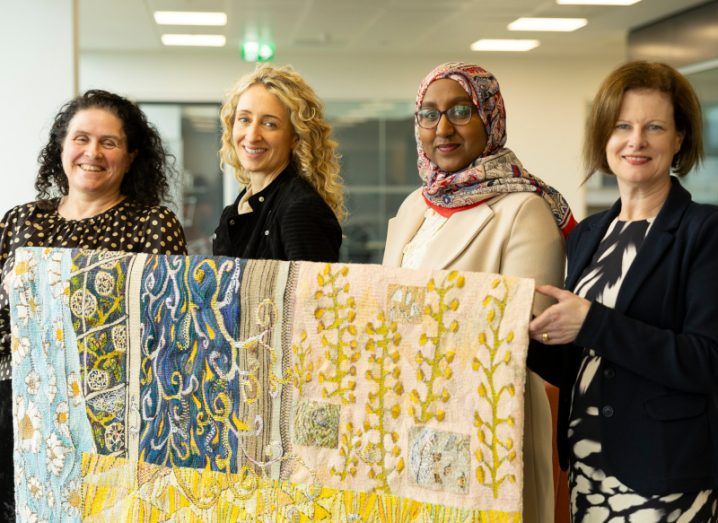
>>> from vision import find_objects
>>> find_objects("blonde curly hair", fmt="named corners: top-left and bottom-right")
top-left (220, 64), bottom-right (345, 221)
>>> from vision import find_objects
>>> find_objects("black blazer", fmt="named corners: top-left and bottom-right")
top-left (213, 165), bottom-right (342, 262)
top-left (529, 177), bottom-right (718, 495)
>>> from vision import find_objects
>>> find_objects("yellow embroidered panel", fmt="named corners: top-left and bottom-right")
top-left (81, 453), bottom-right (522, 522)
top-left (287, 264), bottom-right (533, 517)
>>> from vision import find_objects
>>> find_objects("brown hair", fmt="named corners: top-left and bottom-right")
top-left (584, 61), bottom-right (703, 178)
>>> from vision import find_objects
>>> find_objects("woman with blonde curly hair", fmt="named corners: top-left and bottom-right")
top-left (213, 64), bottom-right (344, 261)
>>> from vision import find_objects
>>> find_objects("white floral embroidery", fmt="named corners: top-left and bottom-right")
top-left (104, 422), bottom-right (125, 453)
top-left (67, 372), bottom-right (82, 406)
top-left (14, 459), bottom-right (24, 488)
top-left (94, 271), bottom-right (116, 296)
top-left (46, 367), bottom-right (57, 404)
top-left (52, 319), bottom-right (64, 346)
top-left (17, 504), bottom-right (43, 523)
top-left (27, 476), bottom-right (43, 498)
top-left (11, 334), bottom-right (30, 366)
top-left (15, 288), bottom-right (39, 326)
top-left (14, 302), bottom-right (27, 326)
top-left (87, 369), bottom-right (110, 391)
top-left (48, 256), bottom-right (64, 298)
top-left (45, 432), bottom-right (67, 476)
top-left (54, 401), bottom-right (70, 438)
top-left (16, 398), bottom-right (41, 453)
top-left (62, 479), bottom-right (82, 517)
top-left (24, 371), bottom-right (40, 395)
top-left (13, 252), bottom-right (37, 281)
top-left (112, 324), bottom-right (127, 352)
top-left (69, 288), bottom-right (98, 318)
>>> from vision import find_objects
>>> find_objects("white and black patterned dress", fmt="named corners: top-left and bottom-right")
top-left (569, 218), bottom-right (718, 522)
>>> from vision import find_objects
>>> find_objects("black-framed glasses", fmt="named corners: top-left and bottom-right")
top-left (415, 104), bottom-right (474, 129)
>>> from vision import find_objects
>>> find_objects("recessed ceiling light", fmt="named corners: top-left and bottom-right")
top-left (556, 0), bottom-right (641, 5)
top-left (154, 11), bottom-right (227, 26)
top-left (161, 34), bottom-right (226, 47)
top-left (508, 17), bottom-right (587, 32)
top-left (470, 39), bottom-right (540, 52)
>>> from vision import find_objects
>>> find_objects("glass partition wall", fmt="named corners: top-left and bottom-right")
top-left (141, 100), bottom-right (417, 262)
top-left (329, 101), bottom-right (416, 263)
top-left (681, 66), bottom-right (718, 204)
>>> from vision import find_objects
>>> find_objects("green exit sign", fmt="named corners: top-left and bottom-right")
top-left (241, 41), bottom-right (275, 62)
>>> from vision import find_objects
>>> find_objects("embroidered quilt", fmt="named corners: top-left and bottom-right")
top-left (8, 247), bottom-right (535, 522)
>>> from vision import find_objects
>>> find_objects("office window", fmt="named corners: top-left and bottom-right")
top-left (682, 67), bottom-right (718, 205)
top-left (326, 101), bottom-right (416, 263)
top-left (140, 104), bottom-right (224, 256)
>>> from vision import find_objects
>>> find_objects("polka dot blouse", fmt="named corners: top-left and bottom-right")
top-left (0, 198), bottom-right (187, 379)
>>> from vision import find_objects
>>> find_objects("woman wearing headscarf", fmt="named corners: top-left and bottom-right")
top-left (383, 62), bottom-right (574, 522)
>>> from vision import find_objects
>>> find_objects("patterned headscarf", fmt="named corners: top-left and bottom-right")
top-left (417, 62), bottom-right (575, 236)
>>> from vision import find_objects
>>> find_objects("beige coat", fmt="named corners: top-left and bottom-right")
top-left (384, 188), bottom-right (565, 523)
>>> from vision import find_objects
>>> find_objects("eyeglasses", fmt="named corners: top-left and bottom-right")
top-left (415, 104), bottom-right (474, 129)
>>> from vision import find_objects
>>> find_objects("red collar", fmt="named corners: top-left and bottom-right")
top-left (422, 195), bottom-right (492, 217)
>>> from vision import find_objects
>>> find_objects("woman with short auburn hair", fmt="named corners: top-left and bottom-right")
top-left (529, 61), bottom-right (718, 520)
top-left (583, 61), bottom-right (703, 177)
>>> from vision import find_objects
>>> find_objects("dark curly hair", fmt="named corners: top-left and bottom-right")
top-left (35, 89), bottom-right (174, 206)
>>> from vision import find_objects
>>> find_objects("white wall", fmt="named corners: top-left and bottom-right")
top-left (0, 0), bottom-right (77, 216)
top-left (81, 49), bottom-right (628, 219)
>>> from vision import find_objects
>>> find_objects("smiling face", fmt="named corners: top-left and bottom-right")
top-left (418, 78), bottom-right (487, 173)
top-left (61, 108), bottom-right (135, 199)
top-left (232, 84), bottom-right (295, 180)
top-left (606, 89), bottom-right (684, 191)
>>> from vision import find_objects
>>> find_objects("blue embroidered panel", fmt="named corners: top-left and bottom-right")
top-left (138, 256), bottom-right (246, 472)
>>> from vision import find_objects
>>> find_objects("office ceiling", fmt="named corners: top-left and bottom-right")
top-left (80, 0), bottom-right (709, 58)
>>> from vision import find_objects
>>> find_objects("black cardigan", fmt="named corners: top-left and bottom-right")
top-left (529, 177), bottom-right (718, 495)
top-left (213, 166), bottom-right (341, 262)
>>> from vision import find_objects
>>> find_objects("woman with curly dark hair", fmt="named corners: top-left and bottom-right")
top-left (0, 89), bottom-right (186, 518)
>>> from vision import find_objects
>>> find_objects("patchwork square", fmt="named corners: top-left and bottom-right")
top-left (386, 284), bottom-right (425, 323)
top-left (408, 426), bottom-right (471, 495)
top-left (293, 400), bottom-right (340, 448)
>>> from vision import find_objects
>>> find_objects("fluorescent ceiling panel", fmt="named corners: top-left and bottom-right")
top-left (556, 0), bottom-right (641, 5)
top-left (508, 17), bottom-right (587, 32)
top-left (154, 11), bottom-right (227, 26)
top-left (470, 39), bottom-right (540, 52)
top-left (161, 34), bottom-right (226, 47)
